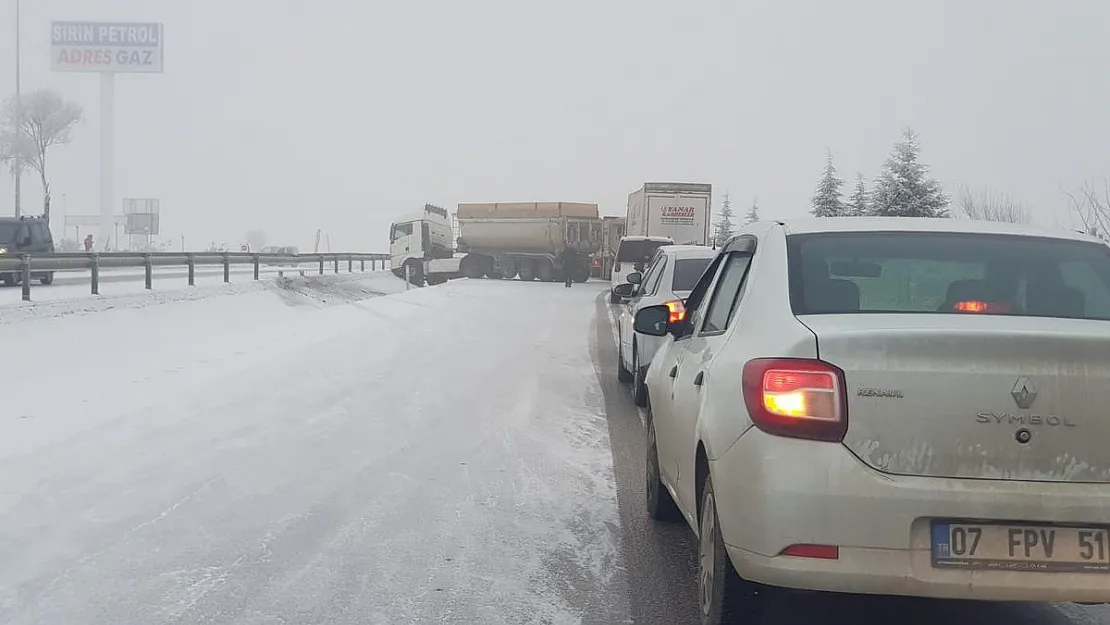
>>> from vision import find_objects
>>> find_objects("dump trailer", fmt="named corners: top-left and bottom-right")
top-left (456, 202), bottom-right (603, 282)
top-left (626, 182), bottom-right (712, 246)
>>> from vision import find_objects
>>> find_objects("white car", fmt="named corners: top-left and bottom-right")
top-left (633, 217), bottom-right (1110, 623)
top-left (609, 235), bottom-right (674, 303)
top-left (614, 245), bottom-right (716, 407)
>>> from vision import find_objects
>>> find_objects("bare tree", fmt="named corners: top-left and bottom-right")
top-left (1064, 180), bottom-right (1110, 241)
top-left (956, 185), bottom-right (1031, 224)
top-left (0, 89), bottom-right (84, 225)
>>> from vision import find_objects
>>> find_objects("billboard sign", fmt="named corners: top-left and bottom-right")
top-left (51, 22), bottom-right (164, 73)
top-left (123, 198), bottom-right (160, 235)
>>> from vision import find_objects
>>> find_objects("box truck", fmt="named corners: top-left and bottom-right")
top-left (626, 182), bottom-right (712, 246)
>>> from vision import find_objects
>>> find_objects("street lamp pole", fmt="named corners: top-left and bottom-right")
top-left (13, 0), bottom-right (23, 218)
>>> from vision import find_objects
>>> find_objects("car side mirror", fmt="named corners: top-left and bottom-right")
top-left (634, 305), bottom-right (670, 337)
top-left (626, 272), bottom-right (642, 285)
top-left (613, 283), bottom-right (635, 298)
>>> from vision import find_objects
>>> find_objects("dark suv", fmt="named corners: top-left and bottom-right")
top-left (0, 216), bottom-right (55, 285)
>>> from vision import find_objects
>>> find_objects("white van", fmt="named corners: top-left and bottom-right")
top-left (609, 235), bottom-right (674, 303)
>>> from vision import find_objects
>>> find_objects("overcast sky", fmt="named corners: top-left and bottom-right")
top-left (1, 0), bottom-right (1108, 250)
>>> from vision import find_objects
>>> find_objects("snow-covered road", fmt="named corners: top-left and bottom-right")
top-left (1, 277), bottom-right (1107, 625)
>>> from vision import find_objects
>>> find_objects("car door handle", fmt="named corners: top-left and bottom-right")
top-left (694, 371), bottom-right (704, 386)
top-left (669, 366), bottom-right (677, 378)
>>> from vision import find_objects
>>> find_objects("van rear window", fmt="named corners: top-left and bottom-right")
top-left (617, 240), bottom-right (670, 262)
top-left (786, 232), bottom-right (1110, 320)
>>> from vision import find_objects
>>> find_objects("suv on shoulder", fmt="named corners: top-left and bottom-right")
top-left (0, 216), bottom-right (56, 285)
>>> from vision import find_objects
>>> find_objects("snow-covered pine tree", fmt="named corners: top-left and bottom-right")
top-left (744, 198), bottom-right (760, 225)
top-left (844, 173), bottom-right (869, 216)
top-left (713, 192), bottom-right (735, 247)
top-left (870, 128), bottom-right (950, 218)
top-left (811, 150), bottom-right (845, 217)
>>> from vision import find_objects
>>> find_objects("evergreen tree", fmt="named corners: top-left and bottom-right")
top-left (744, 198), bottom-right (760, 225)
top-left (844, 173), bottom-right (869, 216)
top-left (811, 149), bottom-right (845, 217)
top-left (713, 192), bottom-right (735, 247)
top-left (870, 128), bottom-right (950, 217)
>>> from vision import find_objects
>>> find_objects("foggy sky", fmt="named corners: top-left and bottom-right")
top-left (1, 0), bottom-right (1108, 250)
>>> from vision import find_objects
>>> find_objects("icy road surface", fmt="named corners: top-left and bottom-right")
top-left (1, 277), bottom-right (1109, 624)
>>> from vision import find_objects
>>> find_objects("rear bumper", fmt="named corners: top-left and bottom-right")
top-left (712, 429), bottom-right (1110, 602)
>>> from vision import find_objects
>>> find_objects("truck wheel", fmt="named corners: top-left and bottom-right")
top-left (39, 272), bottom-right (54, 286)
top-left (404, 261), bottom-right (425, 286)
top-left (460, 256), bottom-right (485, 279)
top-left (500, 258), bottom-right (518, 280)
top-left (518, 261), bottom-right (536, 281)
top-left (536, 260), bottom-right (555, 282)
top-left (2, 274), bottom-right (15, 286)
top-left (573, 264), bottom-right (590, 283)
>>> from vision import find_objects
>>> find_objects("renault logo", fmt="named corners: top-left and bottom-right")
top-left (1011, 377), bottom-right (1038, 410)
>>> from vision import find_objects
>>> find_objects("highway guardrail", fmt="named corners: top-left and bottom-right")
top-left (0, 252), bottom-right (392, 302)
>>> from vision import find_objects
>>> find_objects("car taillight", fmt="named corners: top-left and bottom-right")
top-left (954, 300), bottom-right (1011, 314)
top-left (741, 358), bottom-right (847, 442)
top-left (664, 300), bottom-right (685, 323)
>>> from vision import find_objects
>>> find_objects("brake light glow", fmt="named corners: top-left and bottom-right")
top-left (954, 300), bottom-right (1012, 314)
top-left (780, 544), bottom-right (839, 560)
top-left (664, 300), bottom-right (685, 324)
top-left (742, 358), bottom-right (847, 442)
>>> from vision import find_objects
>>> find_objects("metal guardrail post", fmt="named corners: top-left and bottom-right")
top-left (144, 253), bottom-right (153, 290)
top-left (89, 253), bottom-right (100, 295)
top-left (360, 258), bottom-right (365, 272)
top-left (186, 253), bottom-right (196, 286)
top-left (333, 256), bottom-right (339, 274)
top-left (253, 254), bottom-right (260, 280)
top-left (318, 256), bottom-right (324, 275)
top-left (20, 255), bottom-right (31, 301)
top-left (222, 252), bottom-right (230, 283)
top-left (404, 263), bottom-right (411, 291)
top-left (347, 255), bottom-right (352, 272)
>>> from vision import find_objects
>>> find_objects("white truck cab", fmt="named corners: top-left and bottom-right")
top-left (389, 204), bottom-right (460, 285)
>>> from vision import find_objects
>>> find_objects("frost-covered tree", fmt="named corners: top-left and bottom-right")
top-left (712, 192), bottom-right (735, 246)
top-left (844, 173), bottom-right (869, 216)
top-left (744, 198), bottom-right (760, 225)
top-left (0, 89), bottom-right (83, 224)
top-left (811, 150), bottom-right (845, 217)
top-left (870, 128), bottom-right (949, 218)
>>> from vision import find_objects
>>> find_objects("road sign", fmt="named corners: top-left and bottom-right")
top-left (50, 22), bottom-right (164, 73)
top-left (125, 213), bottom-right (159, 235)
top-left (123, 198), bottom-right (160, 214)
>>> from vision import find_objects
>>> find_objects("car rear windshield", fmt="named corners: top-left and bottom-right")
top-left (786, 231), bottom-right (1110, 320)
top-left (671, 257), bottom-right (713, 292)
top-left (617, 240), bottom-right (670, 262)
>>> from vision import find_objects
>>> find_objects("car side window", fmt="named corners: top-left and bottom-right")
top-left (700, 252), bottom-right (754, 335)
top-left (647, 257), bottom-right (668, 295)
top-left (673, 253), bottom-right (727, 339)
top-left (634, 257), bottom-right (662, 297)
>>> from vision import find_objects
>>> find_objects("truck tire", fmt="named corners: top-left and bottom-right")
top-left (573, 263), bottom-right (590, 283)
top-left (460, 255), bottom-right (485, 279)
top-left (536, 260), bottom-right (555, 282)
top-left (404, 260), bottom-right (424, 286)
top-left (39, 272), bottom-right (54, 286)
top-left (518, 260), bottom-right (536, 281)
top-left (500, 258), bottom-right (518, 280)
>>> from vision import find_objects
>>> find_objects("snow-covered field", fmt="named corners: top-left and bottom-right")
top-left (0, 276), bottom-right (627, 624)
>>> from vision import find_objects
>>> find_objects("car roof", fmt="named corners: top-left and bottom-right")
top-left (659, 244), bottom-right (716, 259)
top-left (620, 235), bottom-right (673, 243)
top-left (775, 217), bottom-right (1102, 244)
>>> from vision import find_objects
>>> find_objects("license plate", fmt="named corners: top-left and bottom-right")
top-left (931, 521), bottom-right (1110, 573)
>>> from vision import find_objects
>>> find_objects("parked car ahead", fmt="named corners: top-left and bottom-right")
top-left (634, 217), bottom-right (1110, 623)
top-left (609, 235), bottom-right (673, 303)
top-left (614, 244), bottom-right (715, 406)
top-left (0, 216), bottom-right (55, 285)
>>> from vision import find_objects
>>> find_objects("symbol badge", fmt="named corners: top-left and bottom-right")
top-left (1011, 377), bottom-right (1038, 410)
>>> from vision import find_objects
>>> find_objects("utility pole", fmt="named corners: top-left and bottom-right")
top-left (13, 0), bottom-right (23, 217)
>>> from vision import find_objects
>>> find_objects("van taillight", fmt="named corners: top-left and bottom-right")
top-left (741, 358), bottom-right (847, 442)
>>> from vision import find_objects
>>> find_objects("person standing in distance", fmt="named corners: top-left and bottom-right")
top-left (560, 245), bottom-right (577, 288)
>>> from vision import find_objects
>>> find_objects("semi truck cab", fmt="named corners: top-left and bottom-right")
top-left (389, 204), bottom-right (459, 285)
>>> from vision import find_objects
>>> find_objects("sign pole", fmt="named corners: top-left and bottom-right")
top-left (99, 71), bottom-right (115, 250)
top-left (13, 0), bottom-right (22, 217)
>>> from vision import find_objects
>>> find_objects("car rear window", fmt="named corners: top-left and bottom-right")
top-left (671, 257), bottom-right (713, 292)
top-left (617, 240), bottom-right (670, 262)
top-left (786, 231), bottom-right (1110, 320)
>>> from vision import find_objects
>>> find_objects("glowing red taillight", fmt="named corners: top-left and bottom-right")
top-left (742, 358), bottom-right (847, 442)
